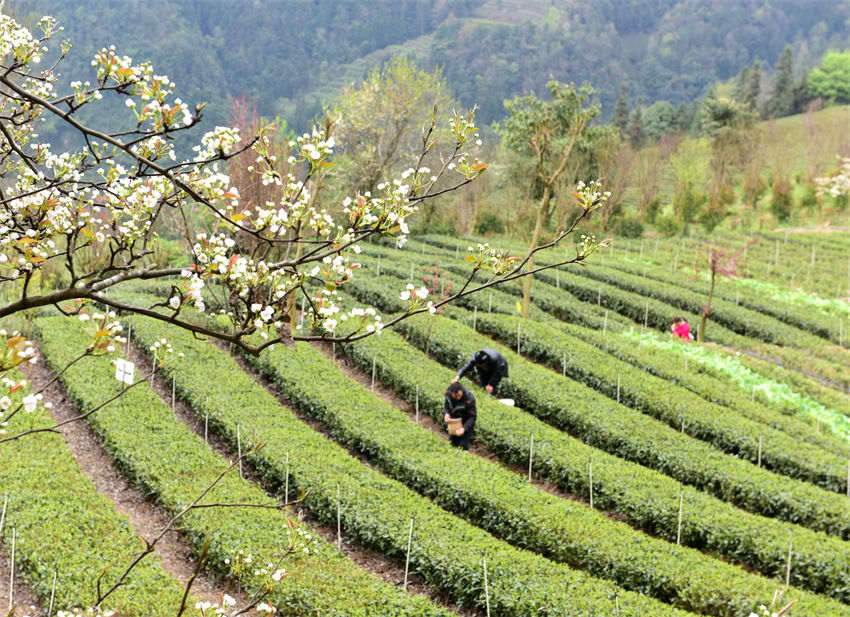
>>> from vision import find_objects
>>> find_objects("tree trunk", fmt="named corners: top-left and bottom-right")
top-left (698, 270), bottom-right (716, 343)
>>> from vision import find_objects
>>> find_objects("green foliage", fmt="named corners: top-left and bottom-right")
top-left (0, 371), bottom-right (186, 615)
top-left (616, 217), bottom-right (644, 238)
top-left (809, 50), bottom-right (850, 103)
top-left (329, 56), bottom-right (455, 195)
top-left (33, 316), bottom-right (452, 617)
top-left (770, 175), bottom-right (794, 221)
top-left (475, 211), bottom-right (505, 235)
top-left (642, 100), bottom-right (676, 139)
top-left (113, 310), bottom-right (691, 617)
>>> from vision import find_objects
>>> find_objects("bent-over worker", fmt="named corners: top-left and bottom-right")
top-left (452, 348), bottom-right (508, 395)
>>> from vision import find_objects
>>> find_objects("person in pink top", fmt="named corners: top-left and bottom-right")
top-left (671, 316), bottom-right (692, 341)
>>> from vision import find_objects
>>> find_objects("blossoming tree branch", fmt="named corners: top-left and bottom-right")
top-left (0, 12), bottom-right (608, 364)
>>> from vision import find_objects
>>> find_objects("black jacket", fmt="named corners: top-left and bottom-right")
top-left (444, 384), bottom-right (476, 433)
top-left (456, 348), bottom-right (508, 389)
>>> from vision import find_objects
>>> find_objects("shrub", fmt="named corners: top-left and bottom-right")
top-left (770, 175), bottom-right (793, 221)
top-left (616, 217), bottom-right (644, 238)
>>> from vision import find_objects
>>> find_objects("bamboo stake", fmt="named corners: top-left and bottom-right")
top-left (285, 452), bottom-right (290, 505)
top-left (562, 352), bottom-right (566, 377)
top-left (371, 354), bottom-right (376, 390)
top-left (757, 436), bottom-right (762, 468)
top-left (528, 435), bottom-right (534, 482)
top-left (404, 517), bottom-right (414, 590)
top-left (643, 301), bottom-right (648, 329)
top-left (171, 375), bottom-right (176, 410)
top-left (236, 423), bottom-right (243, 479)
top-left (681, 416), bottom-right (685, 433)
top-left (204, 413), bottom-right (208, 443)
top-left (48, 569), bottom-right (57, 617)
top-left (415, 385), bottom-right (420, 422)
top-left (616, 374), bottom-right (621, 403)
top-left (332, 341), bottom-right (336, 364)
top-left (125, 324), bottom-right (131, 356)
top-left (483, 555), bottom-right (491, 617)
top-left (589, 462), bottom-right (594, 509)
top-left (676, 490), bottom-right (684, 545)
top-left (786, 537), bottom-right (793, 585)
top-left (8, 527), bottom-right (14, 612)
top-left (337, 483), bottom-right (342, 549)
top-left (516, 323), bottom-right (521, 354)
top-left (0, 494), bottom-right (8, 536)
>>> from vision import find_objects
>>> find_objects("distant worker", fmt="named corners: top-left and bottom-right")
top-left (671, 316), bottom-right (692, 341)
top-left (452, 348), bottom-right (509, 395)
top-left (444, 382), bottom-right (476, 451)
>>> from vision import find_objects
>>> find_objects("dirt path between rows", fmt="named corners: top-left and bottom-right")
top-left (19, 347), bottom-right (250, 612)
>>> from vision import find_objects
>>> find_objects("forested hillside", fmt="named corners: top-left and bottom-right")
top-left (14, 0), bottom-right (850, 130)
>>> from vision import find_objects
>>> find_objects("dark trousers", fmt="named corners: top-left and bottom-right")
top-left (450, 430), bottom-right (473, 450)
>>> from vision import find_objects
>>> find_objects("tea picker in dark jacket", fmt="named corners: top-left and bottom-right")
top-left (452, 348), bottom-right (508, 395)
top-left (444, 382), bottom-right (476, 450)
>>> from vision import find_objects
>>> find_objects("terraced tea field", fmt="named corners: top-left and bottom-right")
top-left (9, 230), bottom-right (850, 616)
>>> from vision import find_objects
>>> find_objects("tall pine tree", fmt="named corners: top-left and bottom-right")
top-left (745, 60), bottom-right (761, 113)
top-left (613, 84), bottom-right (629, 137)
top-left (768, 46), bottom-right (794, 118)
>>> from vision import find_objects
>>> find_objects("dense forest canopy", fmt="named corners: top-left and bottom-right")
top-left (13, 0), bottom-right (850, 131)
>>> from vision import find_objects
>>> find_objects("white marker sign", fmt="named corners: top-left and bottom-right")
top-left (114, 359), bottom-right (135, 385)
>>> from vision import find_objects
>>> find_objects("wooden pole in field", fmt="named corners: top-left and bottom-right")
top-left (786, 537), bottom-right (793, 585)
top-left (48, 569), bottom-right (57, 617)
top-left (125, 324), bottom-right (131, 356)
top-left (528, 435), bottom-right (534, 482)
top-left (597, 286), bottom-right (602, 305)
top-left (757, 436), bottom-right (762, 468)
top-left (676, 490), bottom-right (684, 545)
top-left (516, 323), bottom-right (521, 354)
top-left (588, 462), bottom-right (594, 509)
top-left (236, 423), bottom-right (243, 479)
top-left (483, 555), bottom-right (491, 617)
top-left (371, 354), bottom-right (376, 390)
top-left (616, 374), bottom-right (621, 403)
top-left (643, 301), bottom-right (648, 329)
top-left (8, 527), bottom-right (14, 612)
top-left (562, 352), bottom-right (566, 377)
top-left (337, 483), bottom-right (342, 549)
top-left (404, 517), bottom-right (414, 590)
top-left (415, 385), bottom-right (420, 422)
top-left (171, 375), bottom-right (176, 410)
top-left (285, 452), bottom-right (290, 505)
top-left (204, 413), bottom-right (208, 443)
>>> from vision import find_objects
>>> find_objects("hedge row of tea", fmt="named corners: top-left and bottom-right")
top-left (551, 319), bottom-right (850, 457)
top-left (244, 314), bottom-right (850, 615)
top-left (327, 303), bottom-right (850, 607)
top-left (33, 316), bottom-right (452, 617)
top-left (327, 288), bottom-right (850, 603)
top-left (119, 309), bottom-right (690, 617)
top-left (395, 312), bottom-right (850, 539)
top-left (468, 312), bottom-right (850, 491)
top-left (0, 369), bottom-right (186, 615)
top-left (343, 264), bottom-right (850, 520)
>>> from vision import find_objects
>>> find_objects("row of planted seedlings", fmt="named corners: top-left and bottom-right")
top-left (546, 318), bottom-right (850, 457)
top-left (359, 248), bottom-right (849, 456)
top-left (33, 315), bottom-right (454, 617)
top-left (394, 306), bottom-right (850, 539)
top-left (335, 275), bottom-right (850, 602)
top-left (408, 235), bottom-right (850, 384)
top-left (414, 234), bottom-right (841, 352)
top-left (735, 350), bottom-right (850, 420)
top-left (604, 255), bottom-right (850, 346)
top-left (407, 236), bottom-right (759, 348)
top-left (113, 297), bottom-right (690, 617)
top-left (367, 241), bottom-right (636, 334)
top-left (462, 310), bottom-right (850, 492)
top-left (0, 365), bottom-right (188, 615)
top-left (355, 256), bottom-right (850, 495)
top-left (242, 286), bottom-right (850, 617)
